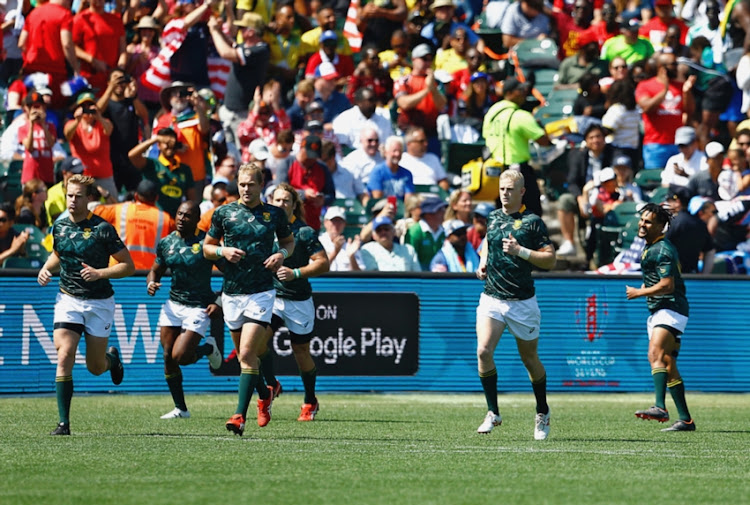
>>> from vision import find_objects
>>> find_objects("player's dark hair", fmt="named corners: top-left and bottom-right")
top-left (640, 202), bottom-right (672, 226)
top-left (272, 182), bottom-right (305, 222)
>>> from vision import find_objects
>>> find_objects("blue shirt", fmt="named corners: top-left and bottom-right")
top-left (314, 91), bottom-right (352, 124)
top-left (367, 162), bottom-right (415, 199)
top-left (421, 21), bottom-right (479, 47)
top-left (499, 3), bottom-right (550, 40)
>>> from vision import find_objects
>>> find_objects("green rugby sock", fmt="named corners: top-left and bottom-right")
top-left (668, 379), bottom-right (691, 421)
top-left (479, 369), bottom-right (499, 415)
top-left (236, 369), bottom-right (259, 417)
top-left (165, 371), bottom-right (187, 411)
top-left (652, 368), bottom-right (668, 410)
top-left (55, 376), bottom-right (73, 425)
top-left (531, 375), bottom-right (549, 415)
top-left (300, 367), bottom-right (317, 405)
top-left (195, 343), bottom-right (212, 361)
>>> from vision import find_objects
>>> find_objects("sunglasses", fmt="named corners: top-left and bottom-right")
top-left (365, 138), bottom-right (379, 143)
top-left (0, 217), bottom-right (8, 223)
top-left (612, 65), bottom-right (627, 70)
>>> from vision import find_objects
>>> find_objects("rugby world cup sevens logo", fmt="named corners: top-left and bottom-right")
top-left (574, 288), bottom-right (609, 342)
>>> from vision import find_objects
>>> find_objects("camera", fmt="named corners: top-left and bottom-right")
top-left (83, 106), bottom-right (97, 114)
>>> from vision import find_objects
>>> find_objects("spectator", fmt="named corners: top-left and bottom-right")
top-left (264, 3), bottom-right (302, 92)
top-left (209, 12), bottom-right (271, 145)
top-left (612, 155), bottom-right (643, 203)
top-left (126, 16), bottom-right (162, 114)
top-left (430, 219), bottom-right (479, 272)
top-left (200, 181), bottom-right (228, 216)
top-left (197, 179), bottom-right (239, 232)
top-left (297, 116), bottom-right (341, 161)
top-left (212, 155), bottom-right (239, 185)
top-left (340, 126), bottom-right (385, 185)
top-left (18, 91), bottom-right (57, 187)
top-left (99, 69), bottom-right (151, 194)
top-left (661, 126), bottom-right (705, 187)
top-left (639, 0), bottom-right (688, 52)
top-left (601, 19), bottom-right (655, 65)
top-left (128, 128), bottom-right (198, 217)
top-left (585, 2), bottom-right (619, 47)
top-left (444, 189), bottom-right (473, 225)
top-left (461, 71), bottom-right (497, 127)
top-left (72, 0), bottom-right (127, 94)
top-left (552, 0), bottom-right (594, 59)
top-left (367, 136), bottom-right (416, 200)
top-left (357, 215), bottom-right (421, 271)
top-left (300, 5), bottom-right (353, 58)
top-left (636, 52), bottom-right (694, 169)
top-left (304, 30), bottom-right (355, 83)
top-left (599, 56), bottom-right (630, 93)
top-left (435, 27), bottom-right (470, 74)
top-left (500, 0), bottom-right (550, 49)
top-left (1, 5), bottom-right (25, 87)
top-left (687, 141), bottom-right (724, 200)
top-left (557, 32), bottom-right (609, 87)
top-left (663, 24), bottom-right (690, 59)
top-left (421, 0), bottom-right (480, 49)
top-left (93, 179), bottom-right (176, 270)
top-left (319, 206), bottom-right (362, 271)
top-left (46, 157), bottom-right (85, 224)
top-left (15, 179), bottom-right (49, 232)
top-left (236, 84), bottom-right (291, 163)
top-left (718, 146), bottom-right (750, 200)
top-left (665, 186), bottom-right (715, 274)
top-left (321, 141), bottom-right (368, 204)
top-left (286, 78), bottom-right (315, 131)
top-left (467, 201), bottom-right (493, 251)
top-left (313, 62), bottom-right (352, 124)
top-left (0, 201), bottom-right (30, 267)
top-left (399, 126), bottom-right (450, 189)
top-left (394, 44), bottom-right (448, 153)
top-left (395, 193), bottom-right (423, 240)
top-left (573, 72), bottom-right (607, 121)
top-left (357, 0), bottom-right (408, 52)
top-left (266, 129), bottom-right (295, 183)
top-left (346, 45), bottom-right (394, 106)
top-left (601, 78), bottom-right (640, 167)
top-left (64, 92), bottom-right (118, 200)
top-left (686, 0), bottom-right (722, 65)
top-left (164, 0), bottom-right (218, 88)
top-left (333, 87), bottom-right (393, 151)
top-left (378, 30), bottom-right (413, 82)
top-left (580, 166), bottom-right (620, 264)
top-left (404, 195), bottom-right (447, 269)
top-left (287, 134), bottom-right (335, 231)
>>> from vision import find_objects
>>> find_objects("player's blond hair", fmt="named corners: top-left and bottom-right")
top-left (499, 169), bottom-right (524, 189)
top-left (238, 163), bottom-right (264, 184)
top-left (67, 174), bottom-right (96, 196)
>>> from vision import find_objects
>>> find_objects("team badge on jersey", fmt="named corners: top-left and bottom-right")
top-left (263, 212), bottom-right (271, 222)
top-left (191, 243), bottom-right (201, 254)
top-left (83, 228), bottom-right (92, 239)
top-left (513, 220), bottom-right (522, 230)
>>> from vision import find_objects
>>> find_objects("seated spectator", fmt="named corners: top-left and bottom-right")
top-left (300, 5), bottom-right (353, 58)
top-left (639, 0), bottom-right (688, 52)
top-left (321, 141), bottom-right (368, 204)
top-left (557, 32), bottom-right (609, 88)
top-left (15, 179), bottom-right (49, 232)
top-left (46, 157), bottom-right (84, 224)
top-left (0, 202), bottom-right (29, 265)
top-left (598, 56), bottom-right (630, 94)
top-left (580, 166), bottom-right (621, 264)
top-left (399, 126), bottom-right (450, 190)
top-left (340, 126), bottom-right (385, 185)
top-left (430, 219), bottom-right (479, 272)
top-left (500, 0), bottom-right (550, 49)
top-left (286, 79), bottom-right (315, 131)
top-left (661, 126), bottom-right (705, 187)
top-left (18, 91), bottom-right (57, 188)
top-left (573, 72), bottom-right (607, 121)
top-left (319, 206), bottom-right (362, 271)
top-left (367, 136), bottom-right (416, 200)
top-left (313, 62), bottom-right (352, 124)
top-left (200, 181), bottom-right (229, 216)
top-left (333, 87), bottom-right (393, 151)
top-left (435, 27), bottom-right (470, 75)
top-left (346, 45), bottom-right (393, 106)
top-left (461, 72), bottom-right (497, 126)
top-left (266, 129), bottom-right (294, 183)
top-left (287, 135), bottom-right (335, 230)
top-left (687, 141), bottom-right (724, 200)
top-left (448, 48), bottom-right (485, 103)
top-left (665, 186), bottom-right (715, 274)
top-left (718, 146), bottom-right (750, 200)
top-left (602, 78), bottom-right (640, 167)
top-left (467, 202), bottom-right (493, 251)
top-left (395, 193), bottom-right (422, 241)
top-left (304, 30), bottom-right (355, 83)
top-left (378, 30), bottom-right (412, 82)
top-left (612, 156), bottom-right (643, 203)
top-left (198, 179), bottom-right (239, 232)
top-left (356, 215), bottom-right (421, 271)
top-left (444, 189), bottom-right (473, 225)
top-left (421, 0), bottom-right (480, 49)
top-left (64, 91), bottom-right (118, 199)
top-left (663, 24), bottom-right (690, 59)
top-left (601, 20), bottom-right (655, 65)
top-left (237, 85), bottom-right (291, 163)
top-left (404, 195), bottom-right (447, 269)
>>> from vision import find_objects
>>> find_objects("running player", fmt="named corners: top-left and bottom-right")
top-left (147, 201), bottom-right (223, 419)
top-left (626, 203), bottom-right (695, 432)
top-left (38, 174), bottom-right (135, 435)
top-left (475, 169), bottom-right (557, 440)
top-left (204, 163), bottom-right (295, 436)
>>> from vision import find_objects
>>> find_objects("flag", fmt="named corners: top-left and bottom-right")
top-left (343, 0), bottom-right (362, 53)
top-left (140, 19), bottom-right (186, 93)
top-left (207, 54), bottom-right (230, 100)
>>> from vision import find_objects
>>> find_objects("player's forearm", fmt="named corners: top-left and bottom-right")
top-left (526, 249), bottom-right (556, 270)
top-left (639, 277), bottom-right (674, 297)
top-left (103, 261), bottom-right (135, 279)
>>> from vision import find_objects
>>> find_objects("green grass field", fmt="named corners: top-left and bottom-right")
top-left (1, 393), bottom-right (749, 505)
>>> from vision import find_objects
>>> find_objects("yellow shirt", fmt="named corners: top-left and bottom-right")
top-left (264, 31), bottom-right (302, 69)
top-left (378, 49), bottom-right (412, 80)
top-left (300, 27), bottom-right (353, 56)
top-left (435, 48), bottom-right (468, 75)
top-left (235, 0), bottom-right (275, 23)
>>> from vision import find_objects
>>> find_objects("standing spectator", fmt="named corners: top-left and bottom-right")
top-left (1, 5), bottom-right (25, 87)
top-left (209, 12), bottom-right (271, 143)
top-left (264, 3), bottom-right (302, 92)
top-left (585, 2), bottom-right (619, 47)
top-left (635, 52), bottom-right (694, 169)
top-left (319, 206), bottom-right (363, 271)
top-left (313, 63), bottom-right (352, 124)
top-left (340, 126), bottom-right (385, 185)
top-left (18, 0), bottom-right (80, 109)
top-left (601, 19), bottom-right (655, 65)
top-left (421, 0), bottom-right (480, 49)
top-left (686, 0), bottom-right (723, 65)
top-left (18, 91), bottom-right (57, 187)
top-left (64, 92), bottom-right (118, 200)
top-left (165, 0), bottom-right (218, 88)
top-left (357, 215), bottom-right (421, 271)
top-left (665, 186), bottom-right (715, 274)
top-left (346, 45), bottom-right (394, 106)
top-left (357, 0), bottom-right (408, 52)
top-left (404, 195), bottom-right (447, 270)
top-left (46, 157), bottom-right (85, 225)
top-left (500, 0), bottom-right (550, 49)
top-left (333, 87), bottom-right (393, 151)
top-left (661, 126), bottom-right (705, 187)
top-left (602, 78), bottom-right (640, 167)
top-left (287, 135), bottom-right (335, 230)
top-left (304, 30), bottom-right (355, 82)
top-left (399, 126), bottom-right (450, 189)
top-left (430, 219), bottom-right (480, 272)
top-left (72, 0), bottom-right (127, 94)
top-left (236, 85), bottom-right (291, 163)
top-left (551, 0), bottom-right (594, 59)
top-left (321, 141), bottom-right (368, 203)
top-left (0, 202), bottom-right (29, 265)
top-left (127, 16), bottom-right (162, 114)
top-left (639, 0), bottom-right (688, 52)
top-left (687, 141), bottom-right (724, 200)
top-left (300, 5), bottom-right (353, 58)
top-left (435, 27), bottom-right (471, 74)
top-left (367, 136), bottom-right (416, 200)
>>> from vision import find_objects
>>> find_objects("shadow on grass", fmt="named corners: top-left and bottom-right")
top-left (138, 432), bottom-right (433, 443)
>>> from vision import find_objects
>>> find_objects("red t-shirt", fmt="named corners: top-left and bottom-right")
top-left (18, 120), bottom-right (57, 185)
top-left (394, 74), bottom-right (441, 136)
top-left (287, 159), bottom-right (327, 230)
top-left (73, 10), bottom-right (125, 92)
top-left (635, 77), bottom-right (684, 145)
top-left (638, 17), bottom-right (688, 48)
top-left (66, 119), bottom-right (113, 178)
top-left (585, 22), bottom-right (618, 47)
top-left (304, 52), bottom-right (355, 79)
top-left (22, 3), bottom-right (74, 76)
top-left (553, 0), bottom-right (604, 16)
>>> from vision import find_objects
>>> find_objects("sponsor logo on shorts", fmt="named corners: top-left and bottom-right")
top-left (104, 323), bottom-right (111, 330)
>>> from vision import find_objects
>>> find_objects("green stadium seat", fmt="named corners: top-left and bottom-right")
top-left (634, 169), bottom-right (663, 192)
top-left (441, 140), bottom-right (485, 175)
top-left (414, 184), bottom-right (449, 200)
top-left (2, 256), bottom-right (44, 269)
top-left (13, 224), bottom-right (49, 260)
top-left (648, 186), bottom-right (668, 203)
top-left (2, 160), bottom-right (23, 202)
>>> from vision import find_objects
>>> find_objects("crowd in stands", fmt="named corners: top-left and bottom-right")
top-left (2, 0), bottom-right (750, 274)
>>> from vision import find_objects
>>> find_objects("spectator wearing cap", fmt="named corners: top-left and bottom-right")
top-left (430, 219), bottom-right (480, 272)
top-left (636, 51), bottom-right (694, 170)
top-left (209, 12), bottom-right (271, 145)
top-left (287, 135), bottom-right (335, 231)
top-left (404, 195), bottom-right (447, 269)
top-left (305, 29), bottom-right (355, 83)
top-left (247, 138), bottom-right (271, 171)
top-left (467, 202), bottom-right (494, 251)
top-left (301, 5), bottom-right (353, 57)
top-left (333, 86), bottom-right (393, 152)
top-left (556, 30), bottom-right (609, 87)
top-left (236, 82), bottom-right (291, 164)
top-left (286, 79), bottom-right (315, 132)
top-left (367, 136), bottom-right (416, 200)
top-left (346, 44), bottom-right (394, 106)
top-left (580, 166), bottom-right (621, 265)
top-left (64, 92), bottom-right (119, 200)
top-left (319, 206), bottom-right (363, 271)
top-left (45, 157), bottom-right (84, 224)
top-left (459, 71), bottom-right (497, 124)
top-left (93, 179), bottom-right (176, 270)
top-left (313, 62), bottom-right (352, 124)
top-left (152, 81), bottom-right (210, 198)
top-left (601, 19), bottom-right (655, 65)
top-left (661, 126), bottom-right (706, 187)
top-left (72, 0), bottom-right (127, 94)
top-left (394, 43), bottom-right (447, 153)
top-left (399, 126), bottom-right (450, 190)
top-left (340, 126), bottom-right (385, 186)
top-left (483, 77), bottom-right (551, 217)
top-left (320, 141), bottom-right (368, 204)
top-left (500, 0), bottom-right (550, 49)
top-left (612, 155), bottom-right (643, 203)
top-left (639, 0), bottom-right (689, 52)
top-left (665, 187), bottom-right (715, 274)
top-left (435, 27), bottom-right (471, 75)
top-left (358, 0), bottom-right (408, 53)
top-left (357, 215), bottom-right (421, 271)
top-left (421, 0), bottom-right (480, 49)
top-left (18, 91), bottom-right (57, 187)
top-left (294, 112), bottom-right (342, 162)
top-left (687, 141), bottom-right (724, 200)
top-left (126, 16), bottom-right (161, 114)
top-left (18, 0), bottom-right (80, 109)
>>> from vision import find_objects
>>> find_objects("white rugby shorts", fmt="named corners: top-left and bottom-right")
top-left (158, 299), bottom-right (211, 336)
top-left (476, 293), bottom-right (541, 341)
top-left (647, 309), bottom-right (688, 339)
top-left (222, 290), bottom-right (275, 331)
top-left (54, 292), bottom-right (115, 337)
top-left (273, 297), bottom-right (314, 335)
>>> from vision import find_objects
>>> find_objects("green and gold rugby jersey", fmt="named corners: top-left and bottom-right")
top-left (142, 156), bottom-right (195, 218)
top-left (208, 201), bottom-right (292, 295)
top-left (155, 230), bottom-right (216, 307)
top-left (483, 207), bottom-right (552, 301)
top-left (273, 217), bottom-right (324, 301)
top-left (641, 237), bottom-right (689, 316)
top-left (52, 212), bottom-right (127, 299)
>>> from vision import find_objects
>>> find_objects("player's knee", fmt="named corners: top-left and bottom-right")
top-left (56, 347), bottom-right (77, 367)
top-left (477, 344), bottom-right (494, 364)
top-left (291, 342), bottom-right (310, 357)
top-left (87, 359), bottom-right (108, 376)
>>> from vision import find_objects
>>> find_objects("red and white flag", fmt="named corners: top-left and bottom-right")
top-left (343, 0), bottom-right (363, 53)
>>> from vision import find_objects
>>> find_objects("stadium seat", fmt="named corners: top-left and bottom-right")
top-left (510, 38), bottom-right (559, 70)
top-left (634, 169), bottom-right (663, 192)
top-left (2, 256), bottom-right (44, 269)
top-left (13, 224), bottom-right (49, 261)
top-left (441, 140), bottom-right (485, 175)
top-left (1, 160), bottom-right (23, 202)
top-left (414, 184), bottom-right (449, 200)
top-left (648, 186), bottom-right (668, 203)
